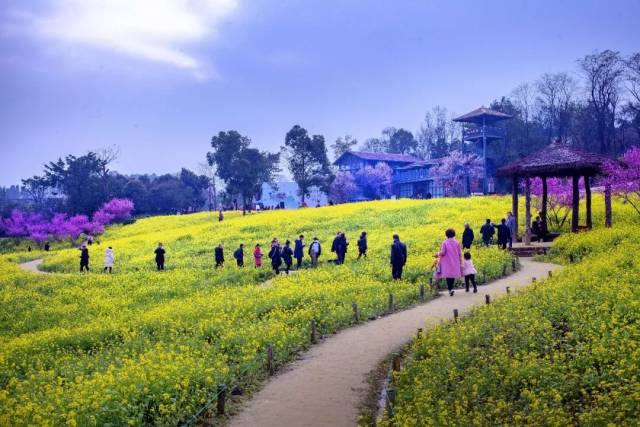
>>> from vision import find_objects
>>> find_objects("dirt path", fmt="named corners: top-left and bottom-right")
top-left (18, 258), bottom-right (47, 274)
top-left (229, 258), bottom-right (561, 427)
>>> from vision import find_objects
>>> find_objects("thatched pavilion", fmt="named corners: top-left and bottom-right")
top-left (497, 139), bottom-right (612, 242)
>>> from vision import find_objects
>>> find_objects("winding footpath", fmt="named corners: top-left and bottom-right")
top-left (18, 258), bottom-right (47, 274)
top-left (229, 258), bottom-right (561, 427)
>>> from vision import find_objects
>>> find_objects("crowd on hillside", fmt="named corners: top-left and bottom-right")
top-left (61, 210), bottom-right (524, 297)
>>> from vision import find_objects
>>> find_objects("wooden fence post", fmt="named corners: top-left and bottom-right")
top-left (416, 328), bottom-right (423, 339)
top-left (506, 286), bottom-right (510, 294)
top-left (267, 345), bottom-right (274, 375)
top-left (419, 285), bottom-right (425, 301)
top-left (512, 258), bottom-right (516, 271)
top-left (453, 309), bottom-right (459, 322)
top-left (310, 319), bottom-right (317, 344)
top-left (216, 384), bottom-right (226, 415)
top-left (388, 293), bottom-right (394, 312)
top-left (485, 294), bottom-right (491, 305)
top-left (502, 264), bottom-right (507, 276)
top-left (351, 302), bottom-right (359, 322)
top-left (532, 277), bottom-right (537, 283)
top-left (392, 353), bottom-right (401, 373)
top-left (548, 270), bottom-right (553, 278)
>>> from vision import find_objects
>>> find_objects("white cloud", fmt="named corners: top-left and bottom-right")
top-left (30, 0), bottom-right (237, 77)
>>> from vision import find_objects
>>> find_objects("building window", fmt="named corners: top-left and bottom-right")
top-left (400, 183), bottom-right (413, 198)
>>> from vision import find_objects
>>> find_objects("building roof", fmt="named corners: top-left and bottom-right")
top-left (394, 159), bottom-right (442, 170)
top-left (334, 151), bottom-right (421, 165)
top-left (453, 106), bottom-right (513, 124)
top-left (497, 139), bottom-right (610, 177)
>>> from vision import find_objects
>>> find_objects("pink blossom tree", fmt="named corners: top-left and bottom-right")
top-left (355, 163), bottom-right (393, 199)
top-left (329, 171), bottom-right (358, 203)
top-left (430, 151), bottom-right (483, 196)
top-left (603, 146), bottom-right (640, 217)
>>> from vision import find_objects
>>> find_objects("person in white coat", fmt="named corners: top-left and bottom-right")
top-left (103, 247), bottom-right (115, 273)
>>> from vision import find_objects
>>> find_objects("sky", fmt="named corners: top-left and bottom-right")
top-left (1, 0), bottom-right (639, 185)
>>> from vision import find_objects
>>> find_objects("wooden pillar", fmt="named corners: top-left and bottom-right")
top-left (511, 176), bottom-right (519, 239)
top-left (605, 183), bottom-right (612, 227)
top-left (524, 177), bottom-right (531, 245)
top-left (584, 175), bottom-right (592, 229)
top-left (571, 175), bottom-right (580, 232)
top-left (541, 176), bottom-right (548, 235)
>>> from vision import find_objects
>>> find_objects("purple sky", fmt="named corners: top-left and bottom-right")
top-left (1, 0), bottom-right (639, 185)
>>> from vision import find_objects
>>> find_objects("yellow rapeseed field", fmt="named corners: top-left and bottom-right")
top-left (382, 206), bottom-right (640, 426)
top-left (0, 197), bottom-right (520, 426)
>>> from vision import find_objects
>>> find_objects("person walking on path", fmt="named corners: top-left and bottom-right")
top-left (462, 223), bottom-right (474, 249)
top-left (155, 243), bottom-right (165, 271)
top-left (282, 240), bottom-right (294, 274)
top-left (294, 235), bottom-right (305, 269)
top-left (462, 251), bottom-right (477, 293)
top-left (309, 237), bottom-right (322, 268)
top-left (253, 244), bottom-right (263, 267)
top-left (269, 240), bottom-right (283, 274)
top-left (103, 246), bottom-right (115, 273)
top-left (218, 208), bottom-right (224, 222)
top-left (390, 234), bottom-right (407, 280)
top-left (438, 228), bottom-right (463, 296)
top-left (234, 244), bottom-right (244, 267)
top-left (357, 231), bottom-right (368, 259)
top-left (215, 244), bottom-right (225, 268)
top-left (480, 219), bottom-right (495, 246)
top-left (506, 212), bottom-right (517, 248)
top-left (495, 218), bottom-right (511, 250)
top-left (79, 244), bottom-right (90, 272)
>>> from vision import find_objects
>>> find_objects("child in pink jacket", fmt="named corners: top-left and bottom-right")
top-left (253, 244), bottom-right (263, 268)
top-left (462, 252), bottom-right (478, 293)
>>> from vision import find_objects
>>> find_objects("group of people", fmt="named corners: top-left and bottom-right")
top-left (462, 211), bottom-right (518, 250)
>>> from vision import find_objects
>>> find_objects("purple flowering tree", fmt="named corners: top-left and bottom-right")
top-left (329, 171), bottom-right (358, 203)
top-left (430, 151), bottom-right (483, 196)
top-left (529, 177), bottom-right (585, 230)
top-left (0, 198), bottom-right (135, 245)
top-left (603, 146), bottom-right (640, 217)
top-left (355, 163), bottom-right (393, 200)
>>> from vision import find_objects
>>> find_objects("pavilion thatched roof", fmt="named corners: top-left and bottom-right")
top-left (453, 106), bottom-right (513, 124)
top-left (497, 140), bottom-right (609, 177)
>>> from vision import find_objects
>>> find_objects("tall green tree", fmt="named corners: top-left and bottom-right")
top-left (208, 130), bottom-right (280, 209)
top-left (330, 134), bottom-right (358, 160)
top-left (283, 125), bottom-right (333, 205)
top-left (35, 152), bottom-right (112, 215)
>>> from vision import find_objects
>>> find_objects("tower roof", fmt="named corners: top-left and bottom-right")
top-left (453, 106), bottom-right (513, 124)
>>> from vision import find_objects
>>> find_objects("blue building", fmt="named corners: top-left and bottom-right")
top-left (333, 151), bottom-right (446, 199)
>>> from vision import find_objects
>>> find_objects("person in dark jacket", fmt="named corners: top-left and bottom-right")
top-left (357, 231), bottom-right (367, 259)
top-left (215, 244), bottom-right (224, 268)
top-left (281, 240), bottom-right (294, 274)
top-left (331, 232), bottom-right (341, 263)
top-left (309, 237), bottom-right (321, 267)
top-left (390, 234), bottom-right (407, 280)
top-left (233, 244), bottom-right (244, 267)
top-left (480, 219), bottom-right (495, 246)
top-left (336, 232), bottom-right (348, 264)
top-left (495, 218), bottom-right (511, 249)
top-left (44, 242), bottom-right (50, 252)
top-left (79, 244), bottom-right (90, 272)
top-left (269, 241), bottom-right (282, 274)
top-left (294, 235), bottom-right (305, 269)
top-left (462, 223), bottom-right (474, 249)
top-left (154, 243), bottom-right (165, 270)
